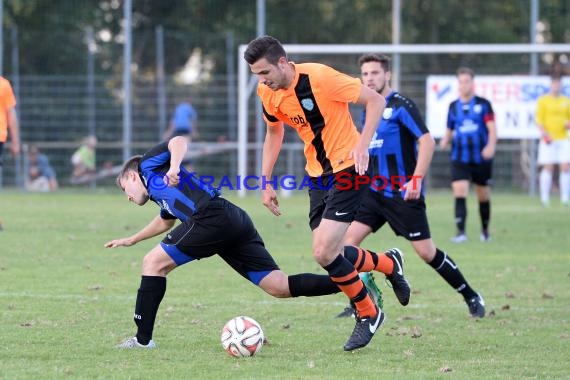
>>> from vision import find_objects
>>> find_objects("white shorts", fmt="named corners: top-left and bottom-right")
top-left (538, 139), bottom-right (570, 165)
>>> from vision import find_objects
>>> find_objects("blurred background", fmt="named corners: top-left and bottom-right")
top-left (0, 0), bottom-right (569, 193)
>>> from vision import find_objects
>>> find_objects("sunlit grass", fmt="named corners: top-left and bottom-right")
top-left (0, 190), bottom-right (568, 379)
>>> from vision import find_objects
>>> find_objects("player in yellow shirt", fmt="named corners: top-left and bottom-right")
top-left (535, 76), bottom-right (570, 206)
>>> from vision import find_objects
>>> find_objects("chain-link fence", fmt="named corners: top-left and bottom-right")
top-left (1, 24), bottom-right (567, 192)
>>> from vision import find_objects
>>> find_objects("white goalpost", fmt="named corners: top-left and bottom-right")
top-left (237, 43), bottom-right (570, 197)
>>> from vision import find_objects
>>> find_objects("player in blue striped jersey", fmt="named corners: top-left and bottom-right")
top-left (439, 67), bottom-right (497, 243)
top-left (106, 136), bottom-right (366, 349)
top-left (337, 54), bottom-right (485, 319)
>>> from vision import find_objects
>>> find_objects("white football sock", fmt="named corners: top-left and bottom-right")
top-left (539, 169), bottom-right (552, 205)
top-left (560, 171), bottom-right (570, 204)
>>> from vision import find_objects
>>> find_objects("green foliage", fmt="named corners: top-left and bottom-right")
top-left (0, 190), bottom-right (569, 379)
top-left (3, 0), bottom-right (569, 75)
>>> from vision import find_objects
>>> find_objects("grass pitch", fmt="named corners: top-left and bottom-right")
top-left (0, 189), bottom-right (568, 379)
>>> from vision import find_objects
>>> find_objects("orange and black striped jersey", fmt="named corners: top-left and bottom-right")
top-left (258, 62), bottom-right (362, 177)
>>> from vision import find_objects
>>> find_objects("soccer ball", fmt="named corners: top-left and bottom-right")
top-left (221, 316), bottom-right (264, 357)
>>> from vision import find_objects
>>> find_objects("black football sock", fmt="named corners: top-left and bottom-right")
top-left (134, 275), bottom-right (166, 345)
top-left (454, 197), bottom-right (467, 233)
top-left (479, 200), bottom-right (490, 232)
top-left (323, 255), bottom-right (376, 318)
top-left (288, 273), bottom-right (341, 297)
top-left (428, 248), bottom-right (477, 301)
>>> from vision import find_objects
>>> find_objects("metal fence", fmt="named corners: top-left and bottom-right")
top-left (0, 70), bottom-right (542, 193)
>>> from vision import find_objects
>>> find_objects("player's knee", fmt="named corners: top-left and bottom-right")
top-left (416, 249), bottom-right (434, 262)
top-left (259, 271), bottom-right (290, 298)
top-left (312, 246), bottom-right (331, 266)
top-left (141, 251), bottom-right (172, 276)
top-left (265, 287), bottom-right (290, 298)
top-left (261, 282), bottom-right (290, 298)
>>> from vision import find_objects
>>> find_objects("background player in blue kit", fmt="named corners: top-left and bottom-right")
top-left (439, 67), bottom-right (497, 243)
top-left (337, 54), bottom-right (485, 319)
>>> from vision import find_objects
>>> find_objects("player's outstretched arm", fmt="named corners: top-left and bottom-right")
top-left (104, 216), bottom-right (176, 248)
top-left (352, 85), bottom-right (385, 175)
top-left (261, 123), bottom-right (284, 216)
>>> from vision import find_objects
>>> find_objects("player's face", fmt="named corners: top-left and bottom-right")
top-left (361, 61), bottom-right (391, 95)
top-left (249, 57), bottom-right (290, 91)
top-left (120, 171), bottom-right (149, 206)
top-left (457, 73), bottom-right (474, 98)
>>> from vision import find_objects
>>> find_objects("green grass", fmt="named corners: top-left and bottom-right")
top-left (0, 189), bottom-right (569, 379)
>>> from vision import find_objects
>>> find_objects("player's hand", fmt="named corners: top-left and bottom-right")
top-left (542, 133), bottom-right (553, 144)
top-left (402, 177), bottom-right (422, 201)
top-left (10, 143), bottom-right (20, 156)
top-left (104, 237), bottom-right (135, 248)
top-left (481, 145), bottom-right (495, 160)
top-left (261, 185), bottom-right (281, 216)
top-left (438, 138), bottom-right (448, 151)
top-left (350, 144), bottom-right (370, 175)
top-left (165, 167), bottom-right (180, 187)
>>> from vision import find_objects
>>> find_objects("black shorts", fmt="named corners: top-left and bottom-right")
top-left (354, 190), bottom-right (431, 241)
top-left (160, 197), bottom-right (279, 285)
top-left (308, 166), bottom-right (366, 230)
top-left (451, 161), bottom-right (493, 186)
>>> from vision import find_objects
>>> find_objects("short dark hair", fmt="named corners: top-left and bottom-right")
top-left (116, 155), bottom-right (142, 189)
top-left (358, 53), bottom-right (391, 73)
top-left (244, 35), bottom-right (287, 65)
top-left (457, 67), bottom-right (475, 78)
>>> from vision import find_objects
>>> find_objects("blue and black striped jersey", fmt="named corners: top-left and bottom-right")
top-left (138, 141), bottom-right (219, 222)
top-left (446, 96), bottom-right (495, 164)
top-left (363, 91), bottom-right (429, 198)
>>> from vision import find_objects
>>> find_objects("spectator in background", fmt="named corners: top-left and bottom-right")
top-left (26, 145), bottom-right (58, 192)
top-left (439, 67), bottom-right (497, 243)
top-left (0, 76), bottom-right (20, 231)
top-left (163, 96), bottom-right (199, 142)
top-left (535, 75), bottom-right (570, 207)
top-left (71, 135), bottom-right (97, 180)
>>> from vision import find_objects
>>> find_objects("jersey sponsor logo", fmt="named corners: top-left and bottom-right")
top-left (458, 121), bottom-right (479, 134)
top-left (382, 107), bottom-right (393, 119)
top-left (369, 132), bottom-right (384, 149)
top-left (160, 200), bottom-right (173, 215)
top-left (369, 139), bottom-right (384, 149)
top-left (289, 114), bottom-right (306, 125)
top-left (301, 98), bottom-right (314, 111)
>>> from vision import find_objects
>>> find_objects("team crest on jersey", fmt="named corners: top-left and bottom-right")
top-left (301, 98), bottom-right (314, 111)
top-left (473, 104), bottom-right (482, 113)
top-left (383, 107), bottom-right (393, 119)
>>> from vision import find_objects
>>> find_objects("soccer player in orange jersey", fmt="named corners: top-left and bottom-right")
top-left (0, 76), bottom-right (20, 230)
top-left (245, 36), bottom-right (405, 351)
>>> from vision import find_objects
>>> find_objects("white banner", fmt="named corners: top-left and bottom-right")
top-left (426, 75), bottom-right (570, 139)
